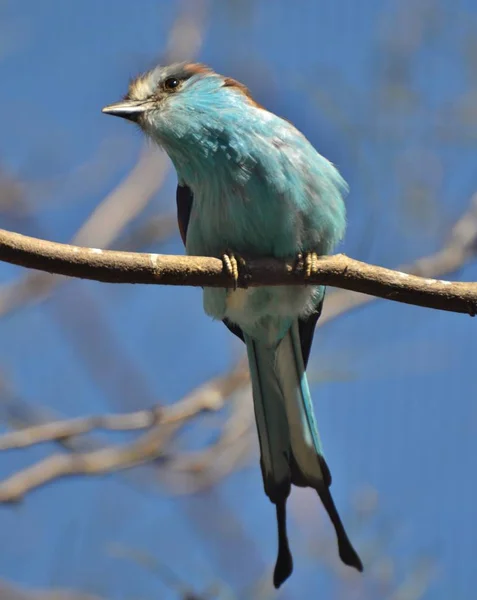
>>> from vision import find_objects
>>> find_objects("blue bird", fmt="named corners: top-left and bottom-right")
top-left (103, 62), bottom-right (362, 587)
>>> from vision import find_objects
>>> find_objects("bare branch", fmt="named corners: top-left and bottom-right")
top-left (0, 372), bottom-right (234, 502)
top-left (0, 227), bottom-right (476, 315)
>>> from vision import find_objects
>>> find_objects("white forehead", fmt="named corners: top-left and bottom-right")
top-left (129, 74), bottom-right (156, 101)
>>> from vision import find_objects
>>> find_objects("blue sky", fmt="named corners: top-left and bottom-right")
top-left (0, 1), bottom-right (477, 598)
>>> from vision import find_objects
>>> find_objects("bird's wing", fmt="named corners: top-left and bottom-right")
top-left (176, 184), bottom-right (246, 344)
top-left (176, 184), bottom-right (194, 246)
top-left (176, 184), bottom-right (321, 367)
top-left (297, 297), bottom-right (324, 369)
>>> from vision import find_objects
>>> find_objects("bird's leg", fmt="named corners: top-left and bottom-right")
top-left (295, 252), bottom-right (320, 279)
top-left (222, 250), bottom-right (248, 291)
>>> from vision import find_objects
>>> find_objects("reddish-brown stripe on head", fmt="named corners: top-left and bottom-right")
top-left (222, 74), bottom-right (296, 126)
top-left (222, 77), bottom-right (266, 110)
top-left (183, 62), bottom-right (213, 76)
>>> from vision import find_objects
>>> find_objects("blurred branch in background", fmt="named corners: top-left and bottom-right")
top-left (0, 579), bottom-right (212, 600)
top-left (298, 491), bottom-right (435, 600)
top-left (115, 213), bottom-right (177, 251)
top-left (0, 406), bottom-right (165, 451)
top-left (0, 147), bottom-right (174, 317)
top-left (0, 139), bottom-right (130, 217)
top-left (108, 543), bottom-right (228, 600)
top-left (0, 496), bottom-right (435, 600)
top-left (0, 0), bottom-right (210, 319)
top-left (0, 154), bottom-right (174, 411)
top-left (0, 579), bottom-right (103, 600)
top-left (321, 190), bottom-right (477, 323)
top-left (0, 361), bottom-right (247, 501)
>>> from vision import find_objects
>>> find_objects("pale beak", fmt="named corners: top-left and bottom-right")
top-left (102, 100), bottom-right (151, 122)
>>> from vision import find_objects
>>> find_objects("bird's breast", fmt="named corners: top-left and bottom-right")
top-left (185, 181), bottom-right (300, 259)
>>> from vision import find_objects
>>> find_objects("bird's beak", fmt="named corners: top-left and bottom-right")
top-left (102, 100), bottom-right (151, 122)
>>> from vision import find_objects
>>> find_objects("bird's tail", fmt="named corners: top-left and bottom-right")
top-left (245, 320), bottom-right (362, 588)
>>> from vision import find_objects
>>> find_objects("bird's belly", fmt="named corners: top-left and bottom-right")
top-left (223, 284), bottom-right (319, 331)
top-left (226, 288), bottom-right (248, 312)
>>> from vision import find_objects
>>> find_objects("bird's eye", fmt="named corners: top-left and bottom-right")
top-left (164, 77), bottom-right (180, 90)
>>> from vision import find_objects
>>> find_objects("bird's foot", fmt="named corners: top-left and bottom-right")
top-left (296, 252), bottom-right (320, 279)
top-left (222, 251), bottom-right (247, 290)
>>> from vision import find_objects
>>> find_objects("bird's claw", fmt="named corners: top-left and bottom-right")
top-left (222, 251), bottom-right (246, 290)
top-left (305, 252), bottom-right (319, 278)
top-left (296, 252), bottom-right (320, 279)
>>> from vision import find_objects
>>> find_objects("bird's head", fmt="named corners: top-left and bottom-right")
top-left (102, 62), bottom-right (261, 148)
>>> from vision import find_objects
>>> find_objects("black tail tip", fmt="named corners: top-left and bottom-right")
top-left (339, 542), bottom-right (364, 572)
top-left (273, 549), bottom-right (293, 589)
top-left (273, 500), bottom-right (293, 588)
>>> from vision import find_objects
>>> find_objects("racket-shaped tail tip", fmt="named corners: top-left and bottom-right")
top-left (273, 549), bottom-right (293, 589)
top-left (338, 538), bottom-right (364, 572)
top-left (316, 457), bottom-right (364, 573)
top-left (273, 500), bottom-right (293, 588)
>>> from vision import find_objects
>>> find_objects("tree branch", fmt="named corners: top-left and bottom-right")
top-left (0, 408), bottom-right (162, 450)
top-left (0, 579), bottom-right (103, 600)
top-left (0, 423), bottom-right (175, 503)
top-left (0, 227), bottom-right (476, 315)
top-left (0, 362), bottom-right (247, 501)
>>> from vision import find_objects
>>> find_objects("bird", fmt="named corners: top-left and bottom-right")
top-left (103, 62), bottom-right (363, 587)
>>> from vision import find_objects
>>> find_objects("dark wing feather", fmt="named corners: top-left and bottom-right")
top-left (177, 184), bottom-right (247, 345)
top-left (224, 294), bottom-right (323, 366)
top-left (297, 292), bottom-right (325, 369)
top-left (176, 184), bottom-right (323, 365)
top-left (176, 184), bottom-right (194, 245)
